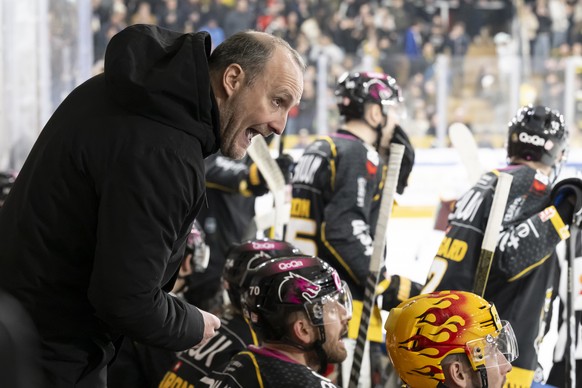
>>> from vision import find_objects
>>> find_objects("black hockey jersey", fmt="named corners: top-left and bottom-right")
top-left (423, 165), bottom-right (570, 374)
top-left (159, 313), bottom-right (257, 387)
top-left (196, 346), bottom-right (339, 388)
top-left (287, 131), bottom-right (387, 342)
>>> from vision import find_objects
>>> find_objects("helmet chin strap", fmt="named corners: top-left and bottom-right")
top-left (478, 367), bottom-right (488, 388)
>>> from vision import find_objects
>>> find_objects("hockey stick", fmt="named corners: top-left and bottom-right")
top-left (566, 224), bottom-right (578, 388)
top-left (472, 172), bottom-right (513, 297)
top-left (247, 136), bottom-right (286, 240)
top-left (348, 143), bottom-right (405, 388)
top-left (449, 122), bottom-right (485, 186)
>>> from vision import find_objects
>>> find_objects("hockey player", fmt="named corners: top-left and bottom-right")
top-left (422, 105), bottom-right (581, 387)
top-left (385, 290), bottom-right (518, 388)
top-left (286, 71), bottom-right (420, 386)
top-left (159, 239), bottom-right (301, 386)
top-left (196, 255), bottom-right (352, 387)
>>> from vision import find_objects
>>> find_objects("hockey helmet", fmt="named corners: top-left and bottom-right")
top-left (385, 290), bottom-right (518, 388)
top-left (223, 239), bottom-right (301, 310)
top-left (242, 256), bottom-right (352, 341)
top-left (335, 71), bottom-right (403, 120)
top-left (507, 105), bottom-right (568, 167)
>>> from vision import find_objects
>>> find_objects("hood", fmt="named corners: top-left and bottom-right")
top-left (104, 24), bottom-right (220, 156)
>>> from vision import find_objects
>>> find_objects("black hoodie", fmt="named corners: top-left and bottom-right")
top-left (0, 25), bottom-right (220, 354)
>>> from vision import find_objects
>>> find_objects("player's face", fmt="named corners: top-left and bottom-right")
top-left (321, 300), bottom-right (350, 363)
top-left (484, 351), bottom-right (512, 388)
top-left (219, 47), bottom-right (303, 159)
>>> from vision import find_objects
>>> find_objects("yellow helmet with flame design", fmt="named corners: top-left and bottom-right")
top-left (385, 290), bottom-right (518, 388)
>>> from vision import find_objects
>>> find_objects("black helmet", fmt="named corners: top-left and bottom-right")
top-left (335, 71), bottom-right (403, 120)
top-left (507, 105), bottom-right (568, 167)
top-left (223, 239), bottom-right (301, 310)
top-left (242, 256), bottom-right (352, 342)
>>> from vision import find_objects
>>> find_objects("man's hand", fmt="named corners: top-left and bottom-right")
top-left (551, 177), bottom-right (582, 226)
top-left (193, 308), bottom-right (220, 348)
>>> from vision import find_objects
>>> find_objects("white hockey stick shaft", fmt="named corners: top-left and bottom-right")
top-left (247, 136), bottom-right (286, 240)
top-left (348, 143), bottom-right (405, 388)
top-left (473, 172), bottom-right (513, 297)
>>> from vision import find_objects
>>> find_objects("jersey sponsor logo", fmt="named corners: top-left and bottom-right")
top-left (499, 218), bottom-right (540, 251)
top-left (436, 237), bottom-right (468, 262)
top-left (356, 177), bottom-right (366, 208)
top-left (504, 196), bottom-right (524, 223)
top-left (251, 241), bottom-right (275, 250)
top-left (291, 197), bottom-right (311, 218)
top-left (352, 219), bottom-right (373, 256)
top-left (279, 272), bottom-right (321, 302)
top-left (539, 206), bottom-right (556, 222)
top-left (519, 132), bottom-right (546, 147)
top-left (293, 154), bottom-right (323, 185)
top-left (278, 260), bottom-right (304, 270)
top-left (159, 371), bottom-right (194, 388)
top-left (451, 189), bottom-right (484, 223)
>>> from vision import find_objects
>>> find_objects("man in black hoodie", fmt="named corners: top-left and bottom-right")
top-left (0, 24), bottom-right (305, 387)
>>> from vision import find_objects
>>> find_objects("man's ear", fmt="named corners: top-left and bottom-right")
top-left (289, 314), bottom-right (317, 346)
top-left (442, 360), bottom-right (470, 388)
top-left (363, 104), bottom-right (383, 127)
top-left (222, 64), bottom-right (245, 97)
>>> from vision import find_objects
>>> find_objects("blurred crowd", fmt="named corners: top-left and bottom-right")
top-left (88, 0), bottom-right (582, 139)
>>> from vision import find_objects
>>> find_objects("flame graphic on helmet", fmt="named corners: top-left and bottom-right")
top-left (278, 272), bottom-right (321, 304)
top-left (398, 292), bottom-right (496, 382)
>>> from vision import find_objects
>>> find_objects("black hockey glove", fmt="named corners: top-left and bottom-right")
top-left (275, 153), bottom-right (295, 184)
top-left (377, 274), bottom-right (423, 311)
top-left (246, 154), bottom-right (295, 196)
top-left (551, 177), bottom-right (582, 226)
top-left (387, 125), bottom-right (415, 194)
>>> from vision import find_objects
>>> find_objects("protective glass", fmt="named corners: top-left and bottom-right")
top-left (304, 281), bottom-right (353, 326)
top-left (465, 320), bottom-right (519, 369)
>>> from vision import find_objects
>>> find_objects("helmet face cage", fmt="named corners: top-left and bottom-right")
top-left (385, 290), bottom-right (512, 388)
top-left (223, 239), bottom-right (301, 308)
top-left (335, 71), bottom-right (403, 120)
top-left (507, 105), bottom-right (568, 168)
top-left (242, 256), bottom-right (352, 337)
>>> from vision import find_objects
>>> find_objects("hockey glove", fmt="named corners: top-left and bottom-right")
top-left (551, 177), bottom-right (582, 226)
top-left (276, 154), bottom-right (295, 184)
top-left (387, 125), bottom-right (415, 194)
top-left (377, 274), bottom-right (423, 311)
top-left (246, 154), bottom-right (295, 196)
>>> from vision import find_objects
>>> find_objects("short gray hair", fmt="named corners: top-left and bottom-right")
top-left (208, 30), bottom-right (306, 87)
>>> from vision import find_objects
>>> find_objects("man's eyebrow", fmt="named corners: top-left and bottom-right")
top-left (279, 90), bottom-right (301, 106)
